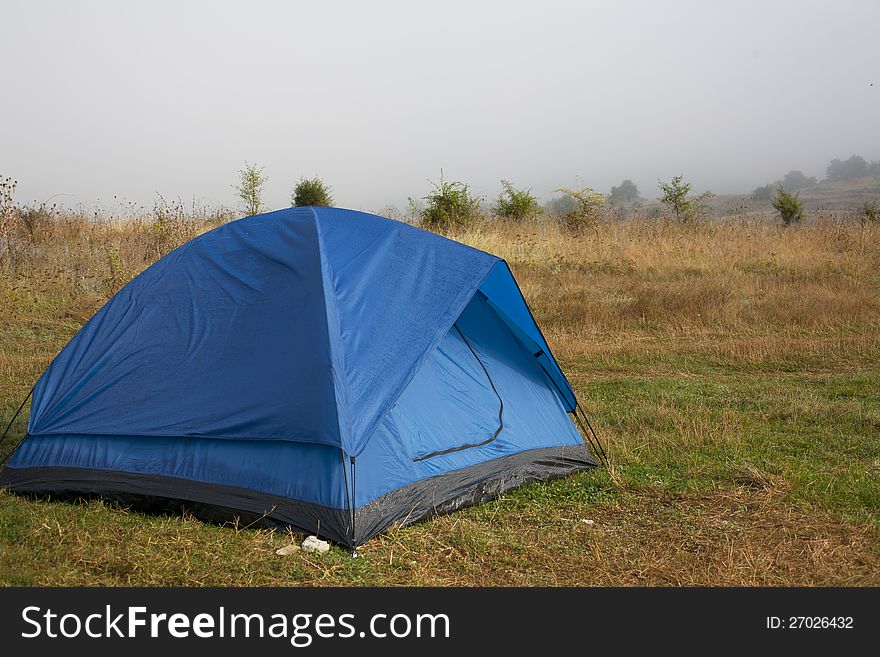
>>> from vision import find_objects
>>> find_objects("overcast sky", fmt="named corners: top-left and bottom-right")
top-left (2, 0), bottom-right (878, 213)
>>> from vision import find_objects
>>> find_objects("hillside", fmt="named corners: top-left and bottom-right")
top-left (706, 176), bottom-right (880, 215)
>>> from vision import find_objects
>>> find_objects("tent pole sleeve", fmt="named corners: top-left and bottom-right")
top-left (341, 448), bottom-right (354, 542)
top-left (350, 456), bottom-right (357, 549)
top-left (0, 386), bottom-right (33, 466)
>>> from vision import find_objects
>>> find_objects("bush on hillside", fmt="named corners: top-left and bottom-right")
top-left (861, 200), bottom-right (879, 226)
top-left (609, 179), bottom-right (640, 204)
top-left (658, 175), bottom-right (714, 223)
top-left (825, 155), bottom-right (869, 182)
top-left (751, 184), bottom-right (774, 201)
top-left (553, 187), bottom-right (606, 232)
top-left (419, 175), bottom-right (482, 231)
top-left (544, 194), bottom-right (577, 217)
top-left (771, 186), bottom-right (804, 226)
top-left (779, 170), bottom-right (817, 191)
top-left (292, 177), bottom-right (334, 207)
top-left (493, 180), bottom-right (540, 220)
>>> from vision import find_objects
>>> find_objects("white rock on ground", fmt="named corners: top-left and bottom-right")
top-left (275, 544), bottom-right (300, 556)
top-left (301, 535), bottom-right (330, 554)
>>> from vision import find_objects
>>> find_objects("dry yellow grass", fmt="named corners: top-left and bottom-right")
top-left (452, 216), bottom-right (880, 338)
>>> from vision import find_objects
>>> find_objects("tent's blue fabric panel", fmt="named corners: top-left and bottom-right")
top-left (313, 208), bottom-right (499, 454)
top-left (353, 293), bottom-right (583, 506)
top-left (389, 325), bottom-right (501, 462)
top-left (478, 261), bottom-right (576, 411)
top-left (27, 209), bottom-right (343, 448)
top-left (6, 434), bottom-right (348, 508)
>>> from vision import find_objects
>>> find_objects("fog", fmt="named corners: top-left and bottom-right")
top-left (2, 0), bottom-right (878, 212)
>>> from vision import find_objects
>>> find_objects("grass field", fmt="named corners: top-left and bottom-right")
top-left (1, 210), bottom-right (879, 586)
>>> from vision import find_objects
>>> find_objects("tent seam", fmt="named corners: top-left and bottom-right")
top-left (310, 208), bottom-right (355, 455)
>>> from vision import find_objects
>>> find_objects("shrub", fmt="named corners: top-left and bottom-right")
top-left (861, 200), bottom-right (879, 226)
top-left (658, 175), bottom-right (714, 223)
top-left (233, 162), bottom-right (267, 217)
top-left (609, 179), bottom-right (640, 204)
top-left (771, 186), bottom-right (804, 226)
top-left (751, 184), bottom-right (774, 201)
top-left (553, 187), bottom-right (606, 232)
top-left (492, 180), bottom-right (539, 220)
top-left (419, 174), bottom-right (482, 231)
top-left (292, 177), bottom-right (333, 207)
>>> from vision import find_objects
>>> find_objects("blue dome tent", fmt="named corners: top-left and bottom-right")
top-left (0, 207), bottom-right (603, 547)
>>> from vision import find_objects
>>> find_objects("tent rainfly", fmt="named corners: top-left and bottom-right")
top-left (0, 207), bottom-right (604, 547)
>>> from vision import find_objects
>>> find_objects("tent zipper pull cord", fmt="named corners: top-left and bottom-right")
top-left (574, 402), bottom-right (609, 466)
top-left (0, 386), bottom-right (33, 467)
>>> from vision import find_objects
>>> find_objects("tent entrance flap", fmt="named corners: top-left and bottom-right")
top-left (388, 318), bottom-right (504, 463)
top-left (411, 325), bottom-right (504, 462)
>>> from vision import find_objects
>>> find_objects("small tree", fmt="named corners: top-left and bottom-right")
top-left (609, 179), bottom-right (640, 204)
top-left (419, 174), bottom-right (482, 231)
top-left (493, 180), bottom-right (539, 220)
top-left (553, 187), bottom-right (606, 232)
top-left (826, 155), bottom-right (869, 182)
top-left (658, 175), bottom-right (714, 222)
top-left (292, 176), bottom-right (333, 207)
top-left (771, 186), bottom-right (804, 226)
top-left (544, 194), bottom-right (577, 217)
top-left (779, 170), bottom-right (817, 191)
top-left (234, 162), bottom-right (267, 217)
